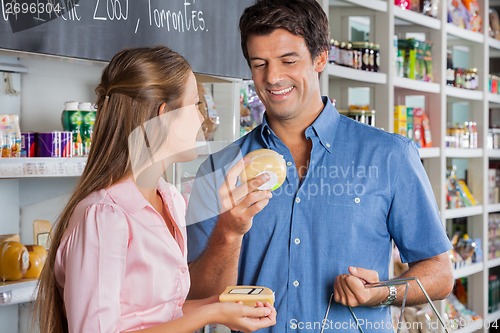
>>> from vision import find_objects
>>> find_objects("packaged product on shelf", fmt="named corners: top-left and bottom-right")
top-left (395, 0), bottom-right (410, 10)
top-left (394, 105), bottom-right (407, 137)
top-left (406, 107), bottom-right (414, 141)
top-left (408, 0), bottom-right (420, 12)
top-left (240, 82), bottom-right (265, 136)
top-left (328, 39), bottom-right (339, 64)
top-left (348, 105), bottom-right (376, 126)
top-left (413, 108), bottom-right (424, 148)
top-left (422, 112), bottom-right (432, 147)
top-left (488, 275), bottom-right (499, 313)
top-left (446, 50), bottom-right (455, 86)
top-left (422, 0), bottom-right (439, 18)
top-left (373, 43), bottom-right (380, 72)
top-left (489, 8), bottom-right (500, 40)
top-left (61, 101), bottom-right (83, 157)
top-left (79, 102), bottom-right (96, 156)
top-left (489, 74), bottom-right (499, 93)
top-left (447, 0), bottom-right (468, 29)
top-left (446, 165), bottom-right (477, 208)
top-left (20, 132), bottom-right (35, 157)
top-left (444, 293), bottom-right (482, 329)
top-left (197, 84), bottom-right (219, 141)
top-left (423, 41), bottom-right (433, 82)
top-left (36, 131), bottom-right (73, 158)
top-left (351, 42), bottom-right (371, 71)
top-left (0, 114), bottom-right (21, 158)
top-left (33, 219), bottom-right (52, 250)
top-left (455, 234), bottom-right (478, 264)
top-left (462, 0), bottom-right (482, 32)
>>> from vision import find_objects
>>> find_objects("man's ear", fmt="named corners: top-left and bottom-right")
top-left (158, 102), bottom-right (167, 116)
top-left (314, 49), bottom-right (328, 73)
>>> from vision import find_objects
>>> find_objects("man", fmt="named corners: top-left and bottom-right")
top-left (186, 0), bottom-right (454, 332)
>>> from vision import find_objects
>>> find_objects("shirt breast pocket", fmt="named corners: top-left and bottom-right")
top-left (321, 194), bottom-right (389, 260)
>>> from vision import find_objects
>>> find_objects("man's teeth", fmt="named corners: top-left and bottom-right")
top-left (270, 87), bottom-right (293, 95)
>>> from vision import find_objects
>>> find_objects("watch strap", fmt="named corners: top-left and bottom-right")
top-left (374, 285), bottom-right (397, 308)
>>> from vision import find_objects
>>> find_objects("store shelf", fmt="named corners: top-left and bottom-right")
top-left (329, 0), bottom-right (387, 12)
top-left (394, 77), bottom-right (440, 93)
top-left (0, 279), bottom-right (38, 306)
top-left (418, 147), bottom-right (440, 158)
top-left (393, 7), bottom-right (441, 30)
top-left (487, 203), bottom-right (500, 213)
top-left (488, 36), bottom-right (500, 50)
top-left (446, 23), bottom-right (485, 43)
top-left (487, 150), bottom-right (500, 159)
top-left (487, 257), bottom-right (500, 269)
top-left (444, 148), bottom-right (484, 158)
top-left (328, 64), bottom-right (387, 84)
top-left (445, 86), bottom-right (484, 101)
top-left (444, 205), bottom-right (484, 219)
top-left (487, 309), bottom-right (500, 325)
top-left (453, 320), bottom-right (485, 333)
top-left (453, 262), bottom-right (484, 279)
top-left (488, 93), bottom-right (500, 106)
top-left (0, 157), bottom-right (86, 178)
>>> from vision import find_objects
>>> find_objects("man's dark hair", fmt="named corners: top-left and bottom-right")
top-left (239, 0), bottom-right (330, 65)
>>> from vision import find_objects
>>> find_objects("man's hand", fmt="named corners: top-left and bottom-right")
top-left (217, 157), bottom-right (273, 239)
top-left (333, 266), bottom-right (388, 307)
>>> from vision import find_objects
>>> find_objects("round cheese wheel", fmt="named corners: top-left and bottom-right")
top-left (25, 244), bottom-right (47, 264)
top-left (24, 251), bottom-right (44, 279)
top-left (240, 148), bottom-right (287, 191)
top-left (0, 241), bottom-right (29, 281)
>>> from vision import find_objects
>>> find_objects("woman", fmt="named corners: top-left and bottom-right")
top-left (35, 46), bottom-right (276, 333)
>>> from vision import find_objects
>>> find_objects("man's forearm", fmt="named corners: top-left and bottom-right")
top-left (391, 252), bottom-right (454, 306)
top-left (188, 225), bottom-right (243, 299)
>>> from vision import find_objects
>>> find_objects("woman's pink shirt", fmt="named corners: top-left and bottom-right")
top-left (54, 178), bottom-right (190, 332)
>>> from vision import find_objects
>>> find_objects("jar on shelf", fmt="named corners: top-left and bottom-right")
top-left (352, 42), bottom-right (371, 71)
top-left (328, 39), bottom-right (339, 64)
top-left (373, 43), bottom-right (380, 72)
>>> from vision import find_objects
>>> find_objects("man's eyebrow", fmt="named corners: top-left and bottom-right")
top-left (279, 52), bottom-right (300, 58)
top-left (249, 52), bottom-right (300, 62)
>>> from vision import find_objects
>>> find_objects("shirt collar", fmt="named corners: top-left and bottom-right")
top-left (106, 177), bottom-right (169, 214)
top-left (260, 96), bottom-right (339, 153)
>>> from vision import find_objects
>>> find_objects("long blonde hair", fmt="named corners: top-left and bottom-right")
top-left (35, 46), bottom-right (192, 333)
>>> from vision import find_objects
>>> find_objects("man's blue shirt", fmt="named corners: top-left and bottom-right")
top-left (186, 97), bottom-right (451, 332)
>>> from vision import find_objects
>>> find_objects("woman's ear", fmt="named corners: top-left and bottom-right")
top-left (158, 102), bottom-right (168, 116)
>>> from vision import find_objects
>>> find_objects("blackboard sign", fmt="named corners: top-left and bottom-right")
top-left (0, 0), bottom-right (253, 78)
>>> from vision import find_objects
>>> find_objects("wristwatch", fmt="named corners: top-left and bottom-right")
top-left (375, 285), bottom-right (397, 307)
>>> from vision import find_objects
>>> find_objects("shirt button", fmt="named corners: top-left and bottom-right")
top-left (177, 301), bottom-right (183, 307)
top-left (326, 143), bottom-right (331, 148)
top-left (181, 267), bottom-right (187, 273)
top-left (294, 238), bottom-right (301, 245)
top-left (354, 197), bottom-right (361, 204)
top-left (267, 129), bottom-right (271, 135)
top-left (295, 197), bottom-right (301, 204)
top-left (287, 161), bottom-right (293, 166)
top-left (293, 280), bottom-right (300, 287)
